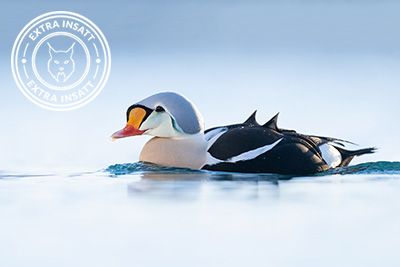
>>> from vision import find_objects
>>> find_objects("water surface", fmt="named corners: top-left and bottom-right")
top-left (1, 162), bottom-right (400, 266)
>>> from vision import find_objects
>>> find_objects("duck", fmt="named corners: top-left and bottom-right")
top-left (110, 92), bottom-right (375, 175)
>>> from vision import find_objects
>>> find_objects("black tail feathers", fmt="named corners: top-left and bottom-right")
top-left (334, 146), bottom-right (377, 167)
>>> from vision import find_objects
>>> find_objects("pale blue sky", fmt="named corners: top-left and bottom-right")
top-left (1, 0), bottom-right (399, 172)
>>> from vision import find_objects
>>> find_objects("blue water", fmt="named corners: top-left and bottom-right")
top-left (105, 161), bottom-right (400, 176)
top-left (1, 161), bottom-right (400, 266)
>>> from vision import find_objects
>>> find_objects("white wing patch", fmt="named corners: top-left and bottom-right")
top-left (203, 138), bottom-right (283, 166)
top-left (226, 138), bottom-right (283, 163)
top-left (319, 143), bottom-right (342, 168)
top-left (205, 127), bottom-right (228, 150)
top-left (204, 151), bottom-right (224, 166)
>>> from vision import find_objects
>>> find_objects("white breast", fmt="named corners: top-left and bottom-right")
top-left (139, 135), bottom-right (208, 169)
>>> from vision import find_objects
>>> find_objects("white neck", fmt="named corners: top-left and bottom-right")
top-left (139, 133), bottom-right (207, 169)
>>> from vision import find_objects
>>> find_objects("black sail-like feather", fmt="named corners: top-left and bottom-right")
top-left (243, 110), bottom-right (259, 126)
top-left (262, 113), bottom-right (279, 131)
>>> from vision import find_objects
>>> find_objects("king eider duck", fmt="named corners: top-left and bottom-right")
top-left (110, 92), bottom-right (375, 175)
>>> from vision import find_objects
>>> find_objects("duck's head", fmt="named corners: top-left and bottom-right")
top-left (111, 92), bottom-right (204, 140)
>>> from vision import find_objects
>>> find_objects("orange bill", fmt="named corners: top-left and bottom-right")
top-left (110, 107), bottom-right (147, 141)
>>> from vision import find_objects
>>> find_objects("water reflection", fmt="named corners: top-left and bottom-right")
top-left (127, 171), bottom-right (286, 201)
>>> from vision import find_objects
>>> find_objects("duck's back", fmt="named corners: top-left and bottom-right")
top-left (202, 124), bottom-right (330, 175)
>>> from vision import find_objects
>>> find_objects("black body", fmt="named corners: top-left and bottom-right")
top-left (201, 112), bottom-right (375, 175)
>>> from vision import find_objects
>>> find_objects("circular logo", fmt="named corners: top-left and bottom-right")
top-left (11, 11), bottom-right (111, 111)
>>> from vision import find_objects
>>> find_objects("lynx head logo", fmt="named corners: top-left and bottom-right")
top-left (12, 11), bottom-right (111, 111)
top-left (47, 42), bottom-right (76, 83)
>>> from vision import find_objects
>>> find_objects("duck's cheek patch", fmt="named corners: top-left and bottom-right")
top-left (139, 112), bottom-right (160, 131)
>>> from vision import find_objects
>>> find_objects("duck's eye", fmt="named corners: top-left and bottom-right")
top-left (155, 106), bottom-right (165, 112)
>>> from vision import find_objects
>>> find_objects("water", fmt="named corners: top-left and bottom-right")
top-left (1, 162), bottom-right (400, 266)
top-left (105, 161), bottom-right (400, 176)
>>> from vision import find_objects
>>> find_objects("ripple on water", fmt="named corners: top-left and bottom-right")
top-left (104, 161), bottom-right (400, 177)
